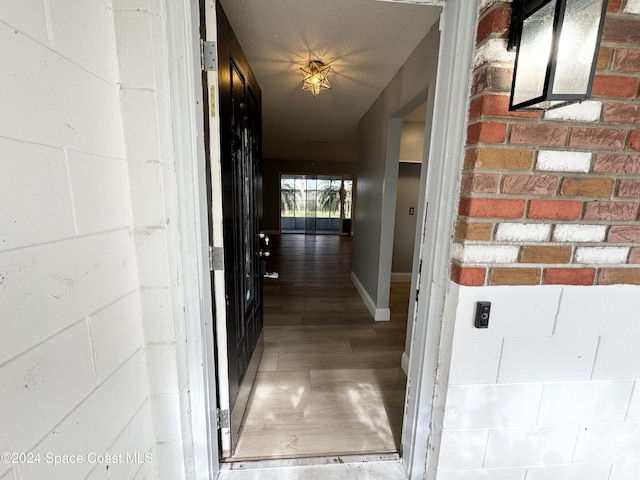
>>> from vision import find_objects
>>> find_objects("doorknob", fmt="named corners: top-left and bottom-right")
top-left (259, 250), bottom-right (270, 257)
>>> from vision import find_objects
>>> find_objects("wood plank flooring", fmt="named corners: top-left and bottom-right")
top-left (230, 234), bottom-right (410, 461)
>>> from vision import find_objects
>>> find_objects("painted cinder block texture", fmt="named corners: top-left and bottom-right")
top-left (439, 284), bottom-right (640, 479)
top-left (113, 2), bottom-right (193, 478)
top-left (0, 1), bottom-right (157, 479)
top-left (453, 2), bottom-right (640, 286)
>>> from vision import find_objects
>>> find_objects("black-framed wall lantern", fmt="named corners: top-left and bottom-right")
top-left (507, 0), bottom-right (609, 111)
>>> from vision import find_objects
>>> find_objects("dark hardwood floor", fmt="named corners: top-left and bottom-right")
top-left (231, 234), bottom-right (410, 460)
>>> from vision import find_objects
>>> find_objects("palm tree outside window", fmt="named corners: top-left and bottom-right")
top-left (280, 174), bottom-right (352, 234)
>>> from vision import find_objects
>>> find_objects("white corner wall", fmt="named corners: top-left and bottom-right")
top-left (112, 1), bottom-right (195, 478)
top-left (0, 1), bottom-right (155, 479)
top-left (436, 283), bottom-right (640, 479)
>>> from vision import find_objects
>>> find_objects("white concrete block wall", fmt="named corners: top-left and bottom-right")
top-left (0, 0), bottom-right (49, 43)
top-left (103, 401), bottom-right (156, 480)
top-left (48, 0), bottom-right (121, 84)
top-left (484, 426), bottom-right (579, 467)
top-left (0, 2), bottom-right (156, 478)
top-left (627, 386), bottom-right (640, 421)
top-left (68, 152), bottom-right (132, 234)
top-left (89, 292), bottom-right (145, 383)
top-left (611, 463), bottom-right (640, 480)
top-left (554, 285), bottom-right (640, 335)
top-left (19, 351), bottom-right (150, 479)
top-left (624, 0), bottom-right (640, 14)
top-left (526, 464), bottom-right (612, 480)
top-left (437, 283), bottom-right (640, 479)
top-left (0, 139), bottom-right (75, 249)
top-left (438, 470), bottom-right (526, 480)
top-left (498, 337), bottom-right (598, 382)
top-left (113, 1), bottom-right (193, 478)
top-left (0, 22), bottom-right (124, 158)
top-left (0, 231), bottom-right (138, 358)
top-left (593, 336), bottom-right (640, 380)
top-left (536, 381), bottom-right (633, 424)
top-left (0, 322), bottom-right (96, 458)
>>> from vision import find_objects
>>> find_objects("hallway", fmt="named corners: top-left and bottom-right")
top-left (231, 235), bottom-right (409, 460)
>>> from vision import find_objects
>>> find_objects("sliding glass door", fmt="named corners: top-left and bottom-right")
top-left (280, 174), bottom-right (352, 234)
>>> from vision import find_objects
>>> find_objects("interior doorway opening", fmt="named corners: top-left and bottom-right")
top-left (280, 174), bottom-right (353, 235)
top-left (391, 102), bottom-right (426, 284)
top-left (207, 0), bottom-right (453, 471)
top-left (169, 0), bottom-right (479, 475)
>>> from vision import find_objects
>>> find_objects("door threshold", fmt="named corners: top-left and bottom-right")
top-left (218, 453), bottom-right (406, 480)
top-left (221, 452), bottom-right (400, 470)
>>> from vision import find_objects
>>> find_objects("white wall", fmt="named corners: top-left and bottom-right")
top-left (436, 283), bottom-right (640, 479)
top-left (352, 22), bottom-right (440, 309)
top-left (392, 162), bottom-right (421, 275)
top-left (112, 1), bottom-right (195, 478)
top-left (0, 1), bottom-right (155, 479)
top-left (399, 121), bottom-right (425, 163)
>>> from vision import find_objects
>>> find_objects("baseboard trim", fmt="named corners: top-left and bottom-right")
top-left (401, 351), bottom-right (410, 375)
top-left (350, 271), bottom-right (390, 322)
top-left (391, 272), bottom-right (412, 283)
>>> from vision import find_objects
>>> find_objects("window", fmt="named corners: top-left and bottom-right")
top-left (280, 174), bottom-right (352, 234)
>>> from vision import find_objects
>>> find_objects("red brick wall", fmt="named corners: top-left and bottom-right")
top-left (453, 0), bottom-right (640, 286)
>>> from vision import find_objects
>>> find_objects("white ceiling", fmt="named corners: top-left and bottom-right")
top-left (219, 0), bottom-right (441, 163)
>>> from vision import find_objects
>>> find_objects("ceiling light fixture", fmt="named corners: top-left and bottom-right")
top-left (300, 60), bottom-right (332, 97)
top-left (507, 0), bottom-right (608, 111)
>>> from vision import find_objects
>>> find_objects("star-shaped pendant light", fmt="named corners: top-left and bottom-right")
top-left (300, 60), bottom-right (332, 97)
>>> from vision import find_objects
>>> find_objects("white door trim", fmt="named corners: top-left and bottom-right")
top-left (201, 0), bottom-right (235, 458)
top-left (402, 1), bottom-right (476, 479)
top-left (165, 0), bottom-right (220, 478)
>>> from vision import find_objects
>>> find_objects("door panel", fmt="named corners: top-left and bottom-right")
top-left (211, 0), bottom-right (264, 458)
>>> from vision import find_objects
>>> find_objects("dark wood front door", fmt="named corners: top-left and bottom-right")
top-left (215, 1), bottom-right (264, 457)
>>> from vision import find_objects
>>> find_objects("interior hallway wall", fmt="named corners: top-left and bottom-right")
top-left (392, 162), bottom-right (421, 276)
top-left (352, 21), bottom-right (440, 309)
top-left (0, 2), bottom-right (156, 479)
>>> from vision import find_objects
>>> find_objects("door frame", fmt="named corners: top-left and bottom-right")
top-left (382, 93), bottom-right (429, 374)
top-left (400, 2), bottom-right (476, 478)
top-left (168, 0), bottom-right (477, 478)
top-left (163, 0), bottom-right (220, 478)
